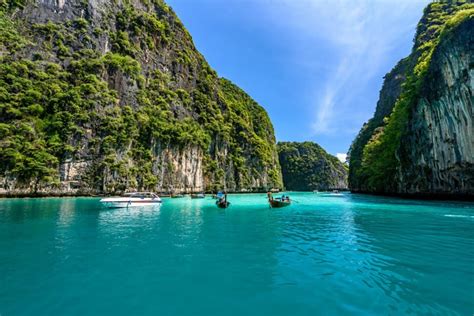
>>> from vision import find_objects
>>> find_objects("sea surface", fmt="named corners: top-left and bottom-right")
top-left (0, 192), bottom-right (473, 315)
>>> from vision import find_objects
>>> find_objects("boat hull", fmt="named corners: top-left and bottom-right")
top-left (269, 200), bottom-right (291, 208)
top-left (100, 198), bottom-right (162, 208)
top-left (216, 201), bottom-right (230, 208)
top-left (191, 194), bottom-right (205, 199)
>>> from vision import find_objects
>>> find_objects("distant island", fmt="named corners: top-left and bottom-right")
top-left (278, 142), bottom-right (347, 191)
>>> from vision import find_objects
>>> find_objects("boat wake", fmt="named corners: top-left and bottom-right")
top-left (444, 214), bottom-right (474, 219)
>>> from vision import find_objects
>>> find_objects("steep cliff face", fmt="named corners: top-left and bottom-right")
top-left (278, 142), bottom-right (348, 191)
top-left (348, 58), bottom-right (411, 190)
top-left (398, 18), bottom-right (473, 195)
top-left (0, 0), bottom-right (282, 195)
top-left (349, 1), bottom-right (473, 198)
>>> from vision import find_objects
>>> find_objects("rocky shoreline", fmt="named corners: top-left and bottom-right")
top-left (0, 188), bottom-right (279, 198)
top-left (5, 189), bottom-right (473, 202)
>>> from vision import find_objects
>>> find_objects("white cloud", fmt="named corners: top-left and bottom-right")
top-left (256, 0), bottom-right (429, 136)
top-left (336, 153), bottom-right (347, 163)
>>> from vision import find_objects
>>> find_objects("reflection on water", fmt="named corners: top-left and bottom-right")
top-left (98, 204), bottom-right (162, 223)
top-left (0, 193), bottom-right (473, 315)
top-left (57, 199), bottom-right (76, 228)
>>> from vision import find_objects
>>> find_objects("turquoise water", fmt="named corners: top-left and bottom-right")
top-left (0, 193), bottom-right (473, 315)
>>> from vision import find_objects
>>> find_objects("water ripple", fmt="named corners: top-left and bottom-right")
top-left (0, 193), bottom-right (473, 315)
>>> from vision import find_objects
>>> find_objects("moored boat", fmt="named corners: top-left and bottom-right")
top-left (100, 192), bottom-right (162, 208)
top-left (216, 192), bottom-right (230, 208)
top-left (267, 192), bottom-right (291, 208)
top-left (216, 200), bottom-right (230, 208)
top-left (269, 198), bottom-right (291, 208)
top-left (171, 194), bottom-right (185, 198)
top-left (191, 193), bottom-right (205, 199)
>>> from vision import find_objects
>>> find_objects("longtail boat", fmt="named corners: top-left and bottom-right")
top-left (171, 194), bottom-right (185, 198)
top-left (269, 198), bottom-right (291, 208)
top-left (216, 200), bottom-right (230, 208)
top-left (267, 192), bottom-right (291, 208)
top-left (216, 192), bottom-right (229, 208)
top-left (191, 193), bottom-right (205, 199)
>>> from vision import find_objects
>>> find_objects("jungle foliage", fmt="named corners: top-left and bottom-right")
top-left (0, 0), bottom-right (282, 191)
top-left (278, 142), bottom-right (348, 191)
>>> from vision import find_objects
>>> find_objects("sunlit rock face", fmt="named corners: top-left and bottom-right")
top-left (349, 2), bottom-right (473, 198)
top-left (398, 19), bottom-right (473, 196)
top-left (347, 59), bottom-right (411, 192)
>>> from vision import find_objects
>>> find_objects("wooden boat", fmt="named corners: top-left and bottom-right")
top-left (269, 198), bottom-right (291, 208)
top-left (171, 194), bottom-right (185, 198)
top-left (216, 200), bottom-right (230, 208)
top-left (267, 192), bottom-right (291, 208)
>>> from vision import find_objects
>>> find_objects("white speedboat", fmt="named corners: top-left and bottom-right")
top-left (100, 192), bottom-right (162, 208)
top-left (191, 193), bottom-right (205, 199)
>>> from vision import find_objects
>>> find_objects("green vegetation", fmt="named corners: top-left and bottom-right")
top-left (278, 142), bottom-right (347, 191)
top-left (0, 0), bottom-right (27, 11)
top-left (218, 78), bottom-right (282, 188)
top-left (0, 0), bottom-right (282, 193)
top-left (349, 1), bottom-right (473, 192)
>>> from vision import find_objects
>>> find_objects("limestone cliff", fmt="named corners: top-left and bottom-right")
top-left (348, 58), bottom-right (411, 191)
top-left (0, 0), bottom-right (282, 196)
top-left (348, 1), bottom-right (473, 198)
top-left (278, 142), bottom-right (348, 191)
top-left (398, 17), bottom-right (473, 195)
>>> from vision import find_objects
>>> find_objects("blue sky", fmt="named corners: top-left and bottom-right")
top-left (166, 0), bottom-right (430, 160)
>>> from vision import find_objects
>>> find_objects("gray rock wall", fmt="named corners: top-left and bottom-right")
top-left (398, 19), bottom-right (474, 196)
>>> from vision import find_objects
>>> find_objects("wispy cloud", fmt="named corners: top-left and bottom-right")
top-left (257, 0), bottom-right (428, 136)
